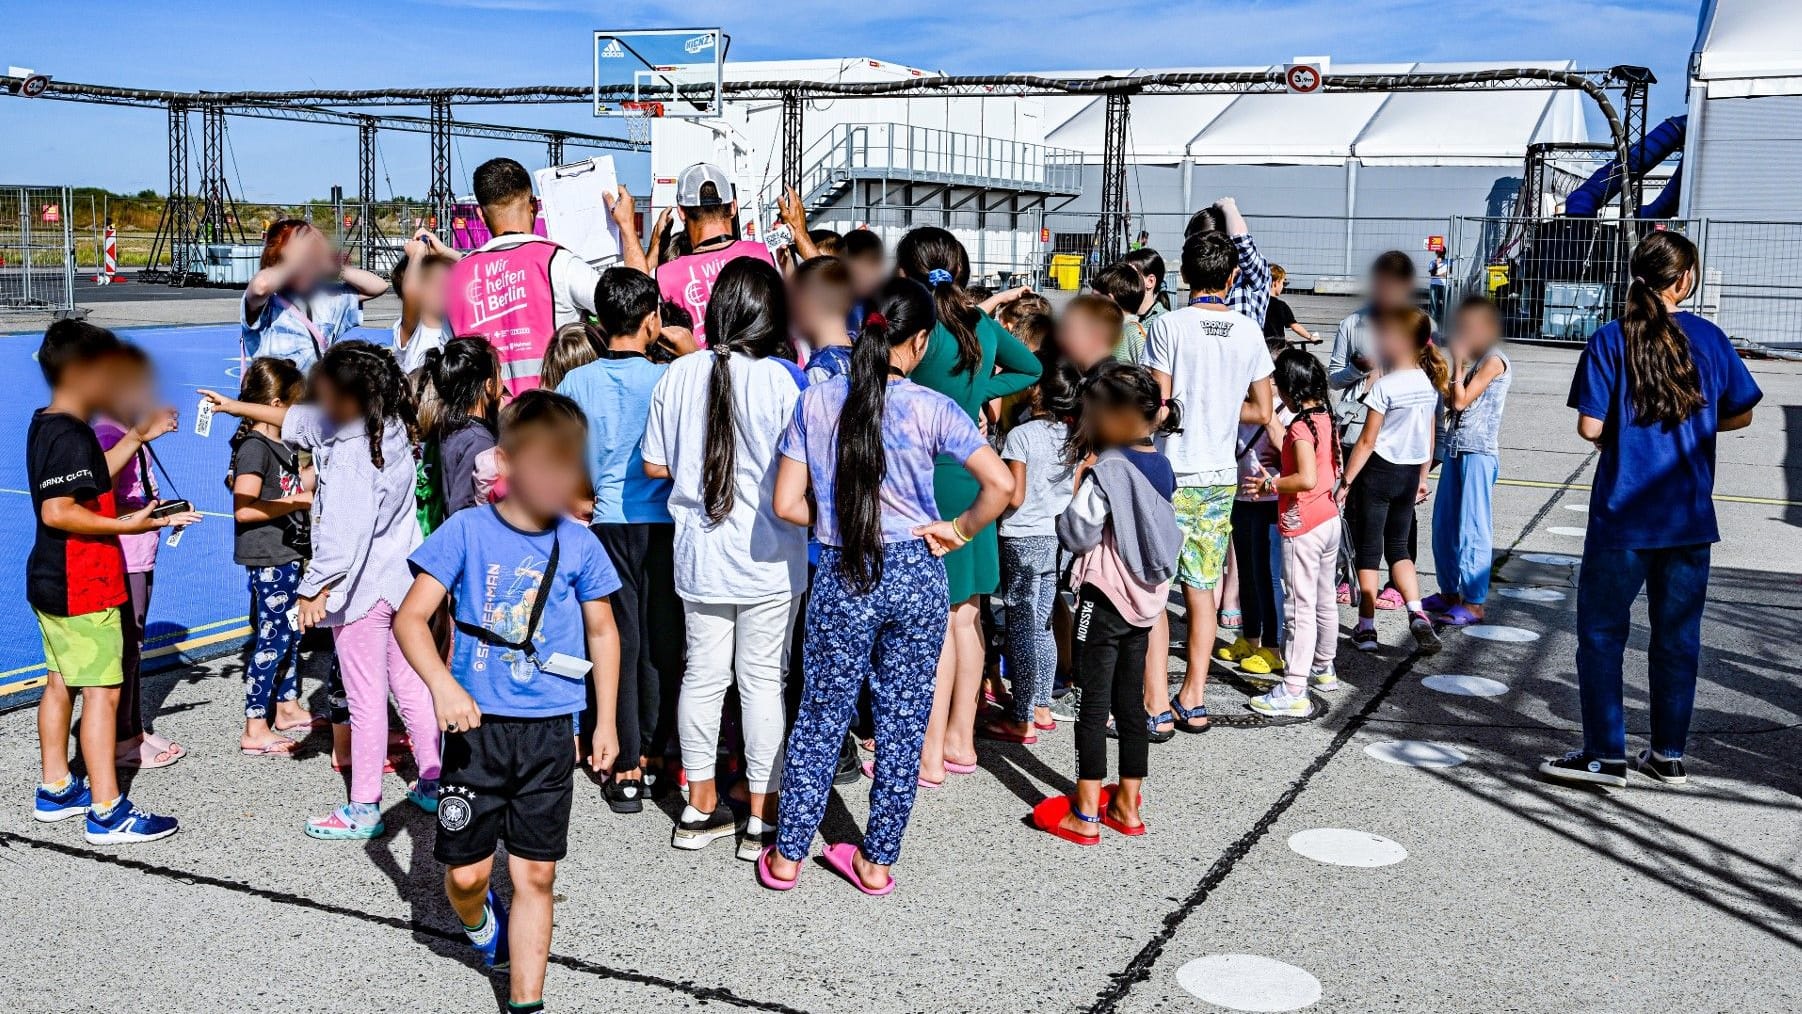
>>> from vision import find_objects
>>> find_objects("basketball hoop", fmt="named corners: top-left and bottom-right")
top-left (621, 100), bottom-right (663, 145)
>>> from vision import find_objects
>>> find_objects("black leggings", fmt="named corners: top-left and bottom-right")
top-left (590, 522), bottom-right (685, 772)
top-left (1350, 454), bottom-right (1421, 571)
top-left (1073, 585), bottom-right (1150, 782)
top-left (1230, 500), bottom-right (1280, 645)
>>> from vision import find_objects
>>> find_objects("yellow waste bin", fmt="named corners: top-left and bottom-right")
top-left (1050, 253), bottom-right (1083, 291)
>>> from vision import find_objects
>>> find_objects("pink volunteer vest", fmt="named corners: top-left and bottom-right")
top-left (445, 238), bottom-right (561, 395)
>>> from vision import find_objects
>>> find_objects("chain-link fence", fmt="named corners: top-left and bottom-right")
top-left (1694, 219), bottom-right (1802, 352)
top-left (0, 185), bottom-right (75, 314)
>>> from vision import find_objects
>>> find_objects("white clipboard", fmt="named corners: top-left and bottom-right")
top-left (534, 156), bottom-right (624, 268)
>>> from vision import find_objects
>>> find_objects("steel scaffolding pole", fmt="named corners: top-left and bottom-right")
top-left (781, 90), bottom-right (803, 195)
top-left (197, 103), bottom-right (227, 244)
top-left (1094, 92), bottom-right (1131, 268)
top-left (353, 117), bottom-right (381, 270)
top-left (427, 95), bottom-right (452, 232)
top-left (142, 99), bottom-right (193, 284)
top-left (547, 133), bottom-right (566, 166)
top-left (1611, 65), bottom-right (1656, 216)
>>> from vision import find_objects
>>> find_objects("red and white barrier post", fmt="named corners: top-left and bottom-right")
top-left (95, 224), bottom-right (120, 284)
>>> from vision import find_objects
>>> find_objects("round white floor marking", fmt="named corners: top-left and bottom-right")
top-left (1548, 526), bottom-right (1587, 538)
top-left (1498, 586), bottom-right (1566, 602)
top-left (1287, 828), bottom-right (1408, 868)
top-left (1364, 740), bottom-right (1468, 768)
top-left (1176, 954), bottom-right (1323, 1012)
top-left (1563, 503), bottom-right (1589, 513)
top-left (1519, 552), bottom-right (1580, 566)
top-left (1423, 674), bottom-right (1510, 697)
top-left (1465, 624), bottom-right (1540, 643)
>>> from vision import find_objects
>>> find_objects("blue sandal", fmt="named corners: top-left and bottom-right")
top-left (1147, 709), bottom-right (1175, 744)
top-left (1170, 698), bottom-right (1211, 734)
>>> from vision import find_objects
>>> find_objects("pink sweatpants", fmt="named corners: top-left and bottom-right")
top-left (1281, 522), bottom-right (1343, 695)
top-left (332, 600), bottom-right (441, 804)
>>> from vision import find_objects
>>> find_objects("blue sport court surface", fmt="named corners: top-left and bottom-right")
top-left (0, 321), bottom-right (393, 706)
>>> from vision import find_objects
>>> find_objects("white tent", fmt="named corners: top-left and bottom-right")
top-left (1683, 0), bottom-right (1802, 347)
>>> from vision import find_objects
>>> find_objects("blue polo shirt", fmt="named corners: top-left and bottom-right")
top-left (1568, 311), bottom-right (1762, 551)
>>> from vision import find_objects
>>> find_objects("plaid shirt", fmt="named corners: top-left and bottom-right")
top-left (1226, 232), bottom-right (1271, 326)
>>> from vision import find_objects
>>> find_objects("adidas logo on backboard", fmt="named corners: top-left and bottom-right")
top-left (600, 39), bottom-right (625, 59)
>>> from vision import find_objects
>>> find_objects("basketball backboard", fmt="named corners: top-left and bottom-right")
top-left (593, 29), bottom-right (727, 120)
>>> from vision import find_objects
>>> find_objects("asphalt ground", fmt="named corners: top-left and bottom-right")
top-left (0, 312), bottom-right (1797, 1013)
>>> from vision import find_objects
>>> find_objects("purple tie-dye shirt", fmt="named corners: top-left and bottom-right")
top-left (779, 376), bottom-right (986, 547)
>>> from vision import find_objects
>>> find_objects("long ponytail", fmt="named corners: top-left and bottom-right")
top-left (836, 278), bottom-right (937, 592)
top-left (1621, 230), bottom-right (1705, 426)
top-left (896, 227), bottom-right (982, 375)
top-left (700, 257), bottom-right (789, 525)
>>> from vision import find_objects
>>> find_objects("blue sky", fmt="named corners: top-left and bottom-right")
top-left (1, 0), bottom-right (1702, 200)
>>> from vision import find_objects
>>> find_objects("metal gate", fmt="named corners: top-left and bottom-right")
top-left (1447, 215), bottom-right (1698, 342)
top-left (0, 185), bottom-right (75, 314)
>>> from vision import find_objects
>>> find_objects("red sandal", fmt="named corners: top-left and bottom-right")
top-left (1031, 795), bottom-right (1101, 846)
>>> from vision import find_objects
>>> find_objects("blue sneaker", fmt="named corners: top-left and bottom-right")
top-left (34, 776), bottom-right (91, 822)
top-left (407, 779), bottom-right (439, 814)
top-left (84, 797), bottom-right (179, 844)
top-left (465, 890), bottom-right (510, 970)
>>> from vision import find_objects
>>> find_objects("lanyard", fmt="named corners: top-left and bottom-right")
top-left (1190, 294), bottom-right (1226, 307)
top-left (272, 294), bottom-right (329, 358)
top-left (141, 442), bottom-right (181, 501)
top-left (453, 520), bottom-right (560, 662)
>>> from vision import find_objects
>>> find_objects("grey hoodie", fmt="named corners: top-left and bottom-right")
top-left (1057, 450), bottom-right (1182, 586)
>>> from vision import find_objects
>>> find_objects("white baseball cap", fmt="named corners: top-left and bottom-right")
top-left (675, 162), bottom-right (734, 207)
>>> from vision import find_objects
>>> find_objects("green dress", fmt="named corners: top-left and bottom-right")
top-left (911, 311), bottom-right (1041, 601)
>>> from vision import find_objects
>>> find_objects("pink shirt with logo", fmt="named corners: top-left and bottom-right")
top-left (446, 238), bottom-right (562, 396)
top-left (656, 241), bottom-right (775, 346)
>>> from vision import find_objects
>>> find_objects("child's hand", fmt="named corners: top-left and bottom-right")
top-left (588, 728), bottom-right (620, 774)
top-left (132, 407), bottom-right (179, 444)
top-left (1416, 480), bottom-right (1431, 505)
top-left (123, 502), bottom-right (202, 533)
top-left (1333, 484), bottom-right (1350, 506)
top-left (608, 186), bottom-right (637, 233)
top-left (196, 389), bottom-right (241, 416)
top-left (913, 521), bottom-right (966, 557)
top-left (778, 186), bottom-right (808, 234)
top-left (435, 684), bottom-right (483, 735)
top-left (295, 591), bottom-right (328, 631)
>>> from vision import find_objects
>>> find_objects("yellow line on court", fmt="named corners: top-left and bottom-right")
top-left (1489, 476), bottom-right (1800, 508)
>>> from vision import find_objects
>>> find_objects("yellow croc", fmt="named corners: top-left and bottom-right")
top-left (1214, 637), bottom-right (1255, 663)
top-left (1241, 647), bottom-right (1286, 676)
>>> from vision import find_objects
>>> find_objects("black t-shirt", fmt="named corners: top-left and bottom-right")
top-left (1263, 296), bottom-right (1298, 341)
top-left (230, 432), bottom-right (309, 567)
top-left (27, 410), bottom-right (128, 616)
top-left (439, 420), bottom-right (496, 516)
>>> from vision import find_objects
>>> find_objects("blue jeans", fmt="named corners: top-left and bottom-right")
top-left (1431, 452), bottom-right (1498, 604)
top-left (1575, 543), bottom-right (1710, 760)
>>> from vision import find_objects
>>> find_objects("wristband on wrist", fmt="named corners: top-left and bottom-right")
top-left (950, 516), bottom-right (971, 544)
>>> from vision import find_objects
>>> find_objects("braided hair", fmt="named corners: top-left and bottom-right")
top-left (1273, 347), bottom-right (1339, 478)
top-left (314, 340), bottom-right (416, 469)
top-left (700, 257), bottom-right (789, 525)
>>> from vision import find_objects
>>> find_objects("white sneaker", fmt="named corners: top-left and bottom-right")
top-left (1308, 666), bottom-right (1341, 692)
top-left (1248, 687), bottom-right (1314, 718)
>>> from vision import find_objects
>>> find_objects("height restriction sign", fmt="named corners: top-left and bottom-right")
top-left (1284, 63), bottom-right (1324, 94)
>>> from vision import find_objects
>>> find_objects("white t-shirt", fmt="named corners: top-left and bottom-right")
top-left (390, 319), bottom-right (447, 375)
top-left (1362, 368), bottom-right (1440, 465)
top-left (641, 350), bottom-right (809, 603)
top-left (1142, 304), bottom-right (1274, 487)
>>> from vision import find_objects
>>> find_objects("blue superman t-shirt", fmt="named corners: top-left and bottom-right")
top-left (1568, 311), bottom-right (1762, 551)
top-left (409, 505), bottom-right (621, 717)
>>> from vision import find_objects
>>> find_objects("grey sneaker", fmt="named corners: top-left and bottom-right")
top-left (1049, 688), bottom-right (1081, 723)
top-left (1632, 749), bottom-right (1688, 785)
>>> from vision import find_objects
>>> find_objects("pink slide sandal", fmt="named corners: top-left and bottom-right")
top-left (820, 843), bottom-right (894, 896)
top-left (755, 846), bottom-right (799, 891)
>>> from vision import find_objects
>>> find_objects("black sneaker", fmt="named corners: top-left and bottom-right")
top-left (1538, 750), bottom-right (1628, 788)
top-left (671, 804), bottom-right (740, 850)
top-left (1408, 612), bottom-right (1442, 655)
top-left (834, 733), bottom-right (862, 785)
top-left (1351, 626), bottom-right (1380, 652)
top-left (1632, 749), bottom-right (1688, 785)
top-left (602, 776), bottom-right (645, 814)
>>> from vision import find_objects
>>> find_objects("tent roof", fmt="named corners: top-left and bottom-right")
top-left (1037, 60), bottom-right (1588, 166)
top-left (1693, 0), bottom-right (1802, 95)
